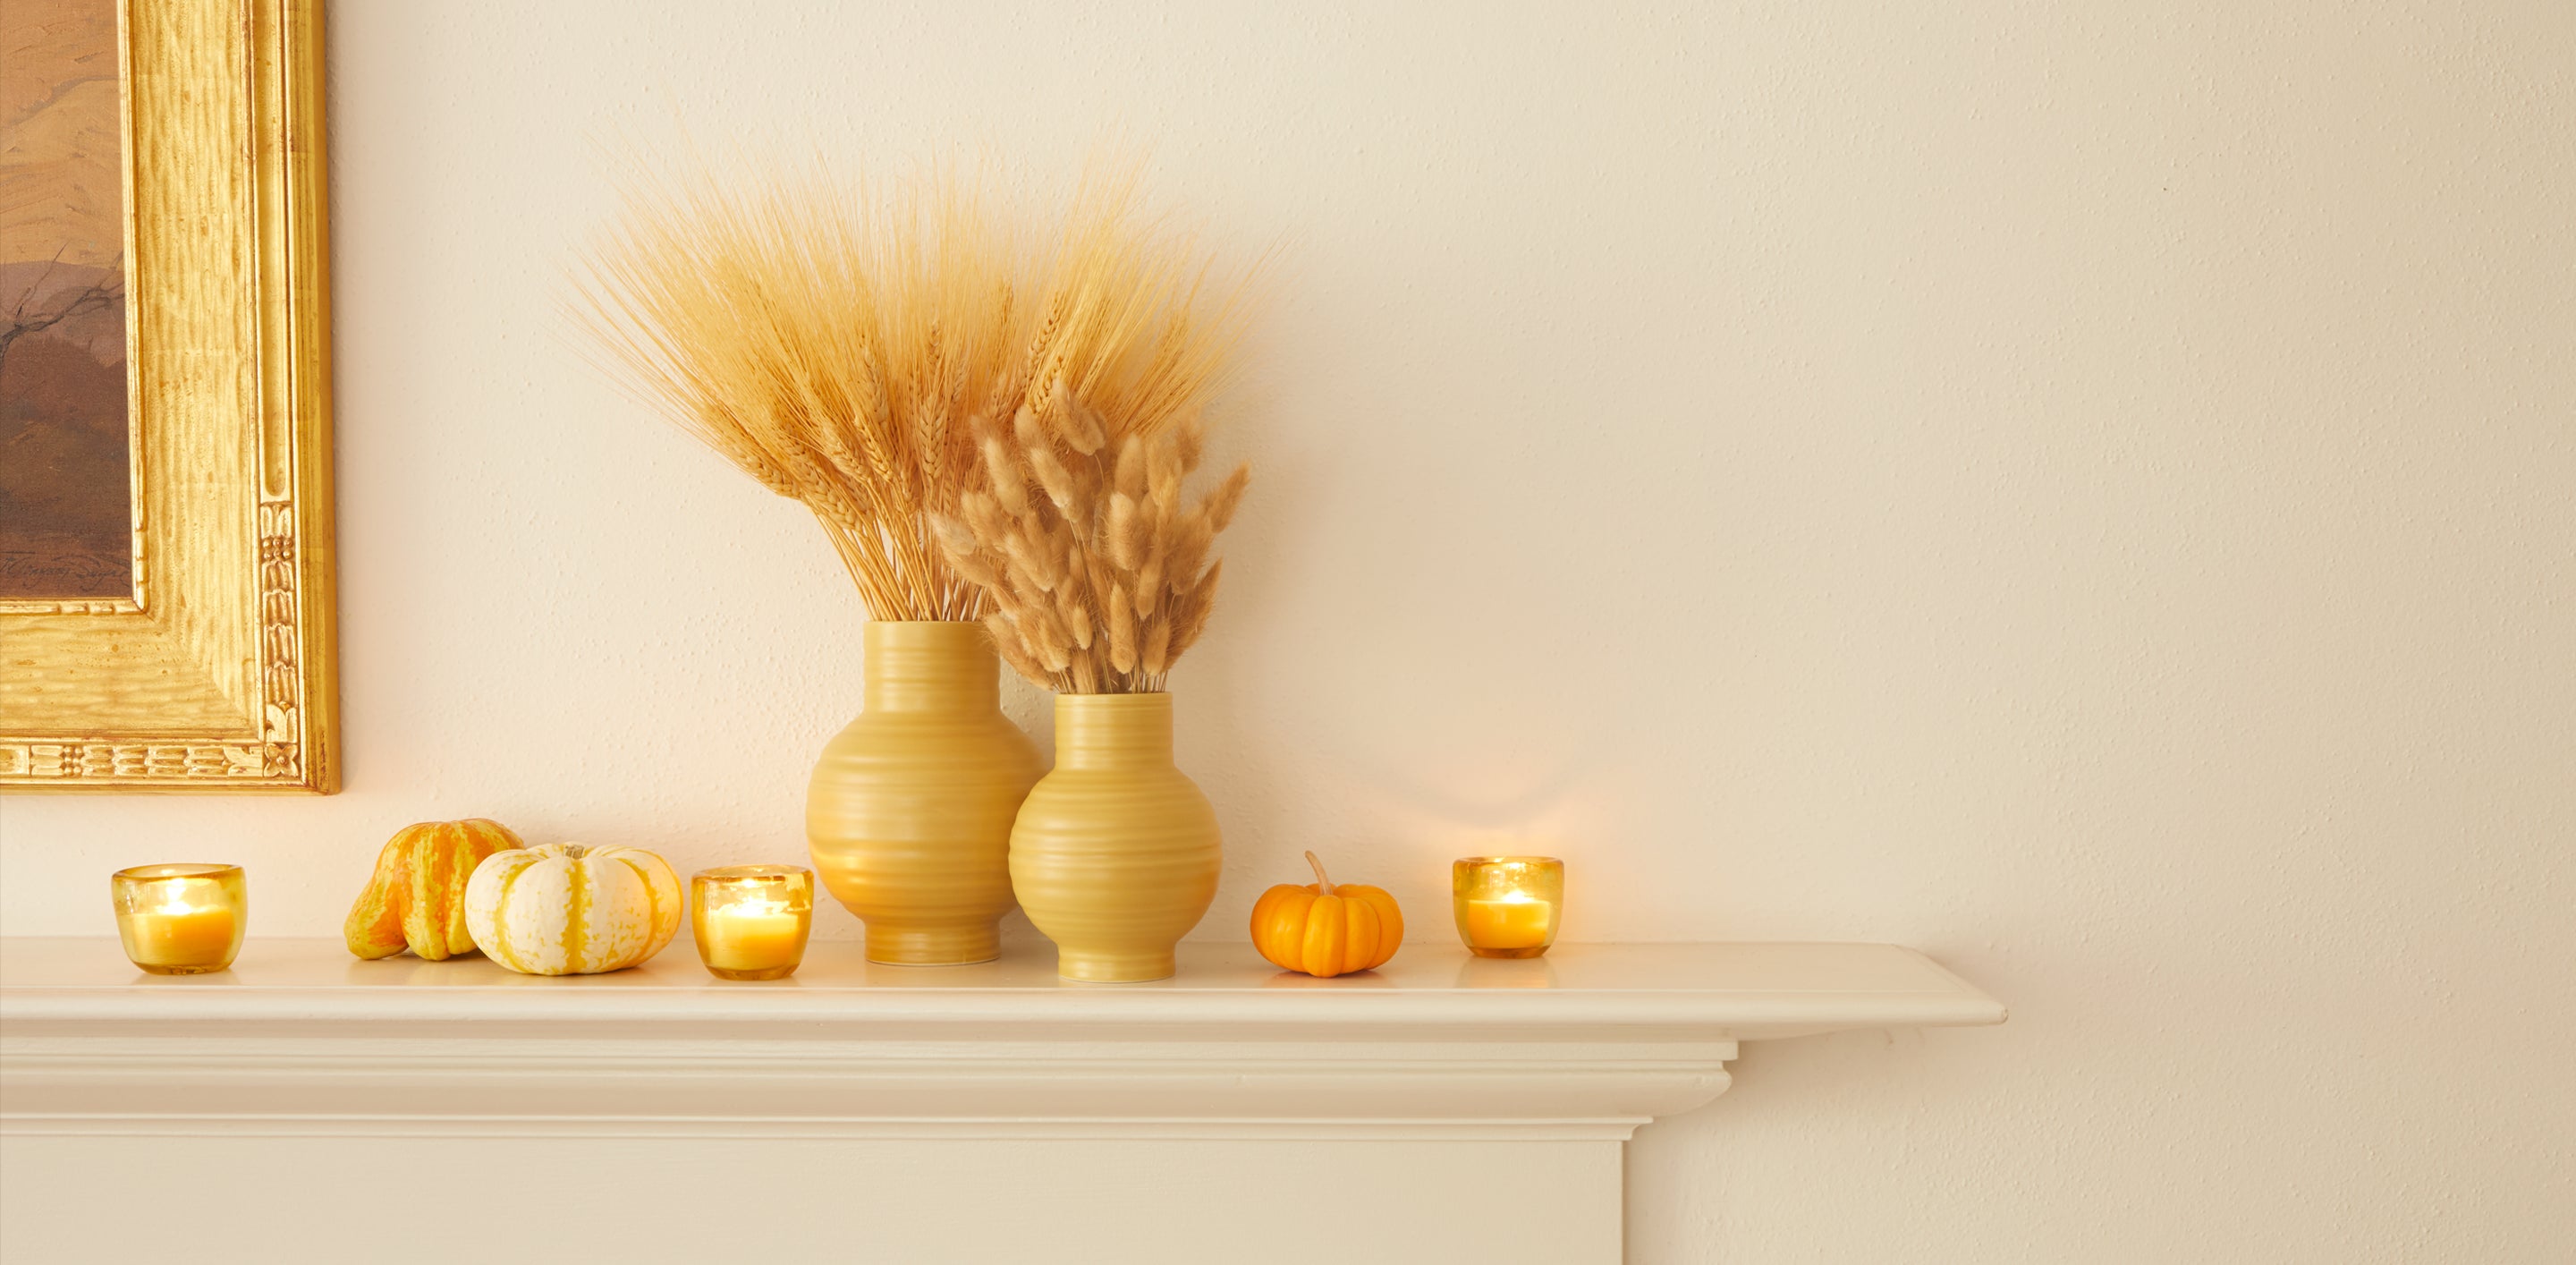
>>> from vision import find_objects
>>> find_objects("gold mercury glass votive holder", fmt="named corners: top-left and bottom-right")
top-left (1452, 856), bottom-right (1564, 959)
top-left (691, 865), bottom-right (814, 981)
top-left (112, 864), bottom-right (248, 974)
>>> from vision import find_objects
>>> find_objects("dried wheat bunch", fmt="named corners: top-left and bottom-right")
top-left (566, 160), bottom-right (1252, 623)
top-left (935, 383), bottom-right (1250, 693)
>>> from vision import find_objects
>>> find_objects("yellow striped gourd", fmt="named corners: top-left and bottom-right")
top-left (343, 819), bottom-right (524, 960)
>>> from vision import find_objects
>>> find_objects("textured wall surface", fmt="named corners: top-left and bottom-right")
top-left (5, 1), bottom-right (2572, 1258)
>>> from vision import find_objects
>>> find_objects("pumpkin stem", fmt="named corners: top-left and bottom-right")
top-left (1304, 850), bottom-right (1333, 895)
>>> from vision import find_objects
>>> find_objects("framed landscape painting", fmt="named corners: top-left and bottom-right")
top-left (1, 0), bottom-right (337, 791)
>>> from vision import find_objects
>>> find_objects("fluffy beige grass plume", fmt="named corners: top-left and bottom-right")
top-left (569, 158), bottom-right (1255, 633)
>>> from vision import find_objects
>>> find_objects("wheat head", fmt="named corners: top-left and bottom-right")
top-left (567, 158), bottom-right (1252, 630)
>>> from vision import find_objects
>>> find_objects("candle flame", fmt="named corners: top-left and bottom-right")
top-left (152, 879), bottom-right (199, 915)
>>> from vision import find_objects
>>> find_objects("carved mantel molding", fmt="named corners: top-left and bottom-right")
top-left (1, 939), bottom-right (2004, 1262)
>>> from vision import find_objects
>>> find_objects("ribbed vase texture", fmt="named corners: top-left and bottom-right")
top-left (807, 622), bottom-right (1043, 965)
top-left (1010, 692), bottom-right (1222, 982)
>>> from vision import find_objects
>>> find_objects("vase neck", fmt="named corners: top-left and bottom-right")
top-left (1054, 692), bottom-right (1175, 768)
top-left (862, 622), bottom-right (1001, 712)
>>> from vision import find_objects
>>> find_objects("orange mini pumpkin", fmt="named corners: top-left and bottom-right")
top-left (343, 819), bottom-right (524, 960)
top-left (1250, 852), bottom-right (1404, 978)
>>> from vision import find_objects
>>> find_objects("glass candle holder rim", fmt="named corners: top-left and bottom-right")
top-left (692, 863), bottom-right (811, 884)
top-left (113, 862), bottom-right (243, 881)
top-left (1453, 855), bottom-right (1563, 867)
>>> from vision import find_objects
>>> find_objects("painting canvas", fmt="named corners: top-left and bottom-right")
top-left (0, 0), bottom-right (337, 792)
top-left (1, 0), bottom-right (132, 601)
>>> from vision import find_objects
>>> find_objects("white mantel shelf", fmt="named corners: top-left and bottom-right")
top-left (3, 938), bottom-right (1999, 1263)
top-left (1, 937), bottom-right (2002, 1141)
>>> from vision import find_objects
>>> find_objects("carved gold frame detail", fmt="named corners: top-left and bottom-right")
top-left (1, 0), bottom-right (338, 792)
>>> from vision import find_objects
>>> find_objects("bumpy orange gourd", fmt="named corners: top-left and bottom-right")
top-left (343, 819), bottom-right (524, 960)
top-left (1250, 852), bottom-right (1404, 978)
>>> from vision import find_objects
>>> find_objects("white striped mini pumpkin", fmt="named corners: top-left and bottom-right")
top-left (463, 842), bottom-right (682, 976)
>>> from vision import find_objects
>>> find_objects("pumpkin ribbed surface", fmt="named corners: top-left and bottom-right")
top-left (463, 843), bottom-right (682, 976)
top-left (343, 819), bottom-right (523, 961)
top-left (1009, 692), bottom-right (1221, 983)
top-left (1250, 852), bottom-right (1404, 979)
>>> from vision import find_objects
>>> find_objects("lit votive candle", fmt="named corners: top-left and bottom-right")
top-left (1452, 856), bottom-right (1564, 959)
top-left (112, 864), bottom-right (247, 974)
top-left (691, 865), bottom-right (813, 981)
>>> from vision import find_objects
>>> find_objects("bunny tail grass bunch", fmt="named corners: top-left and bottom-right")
top-left (934, 382), bottom-right (1250, 694)
top-left (567, 158), bottom-right (1255, 628)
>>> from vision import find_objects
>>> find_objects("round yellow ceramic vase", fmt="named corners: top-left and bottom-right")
top-left (808, 622), bottom-right (1044, 965)
top-left (1011, 692), bottom-right (1222, 983)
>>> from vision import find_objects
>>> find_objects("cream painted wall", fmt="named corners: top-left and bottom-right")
top-left (4, 1), bottom-right (2571, 1258)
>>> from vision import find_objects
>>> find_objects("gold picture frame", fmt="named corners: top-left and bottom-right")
top-left (1, 0), bottom-right (338, 792)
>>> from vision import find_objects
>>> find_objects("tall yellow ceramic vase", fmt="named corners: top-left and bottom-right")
top-left (1010, 692), bottom-right (1222, 982)
top-left (808, 622), bottom-right (1043, 964)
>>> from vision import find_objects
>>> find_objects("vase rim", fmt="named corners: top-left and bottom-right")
top-left (862, 620), bottom-right (999, 653)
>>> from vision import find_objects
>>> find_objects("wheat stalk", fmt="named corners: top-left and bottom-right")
top-left (566, 158), bottom-right (1250, 627)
